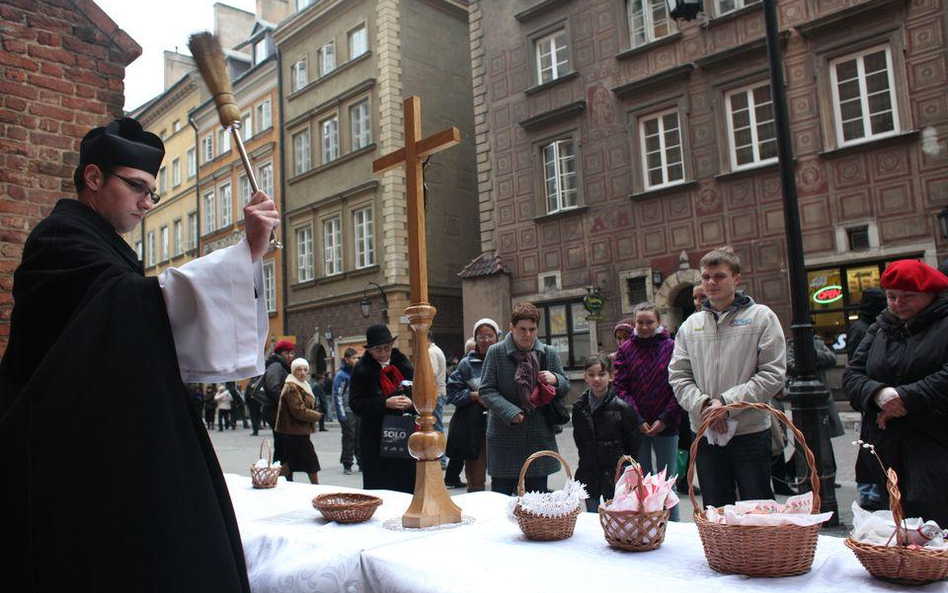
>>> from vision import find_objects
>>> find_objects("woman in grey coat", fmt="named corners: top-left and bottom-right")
top-left (479, 302), bottom-right (570, 495)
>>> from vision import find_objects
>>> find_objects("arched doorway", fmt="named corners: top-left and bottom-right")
top-left (674, 285), bottom-right (697, 321)
top-left (654, 267), bottom-right (701, 333)
top-left (311, 344), bottom-right (327, 379)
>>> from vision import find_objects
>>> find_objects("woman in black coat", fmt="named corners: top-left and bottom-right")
top-left (349, 324), bottom-right (416, 493)
top-left (843, 260), bottom-right (948, 526)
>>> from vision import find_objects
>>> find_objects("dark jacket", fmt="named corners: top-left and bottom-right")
top-left (262, 353), bottom-right (290, 425)
top-left (349, 349), bottom-right (415, 493)
top-left (445, 350), bottom-right (489, 460)
top-left (571, 386), bottom-right (640, 502)
top-left (843, 295), bottom-right (948, 519)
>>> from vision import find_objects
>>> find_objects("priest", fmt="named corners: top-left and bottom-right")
top-left (0, 118), bottom-right (278, 592)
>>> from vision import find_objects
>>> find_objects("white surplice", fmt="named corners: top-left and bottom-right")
top-left (158, 238), bottom-right (268, 383)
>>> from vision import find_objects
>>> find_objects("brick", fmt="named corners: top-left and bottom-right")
top-left (29, 131), bottom-right (73, 150)
top-left (36, 30), bottom-right (62, 47)
top-left (29, 103), bottom-right (74, 123)
top-left (96, 89), bottom-right (123, 106)
top-left (97, 60), bottom-right (124, 78)
top-left (5, 96), bottom-right (27, 112)
top-left (62, 96), bottom-right (105, 113)
top-left (74, 84), bottom-right (96, 99)
top-left (27, 13), bottom-right (72, 35)
top-left (5, 126), bottom-right (27, 142)
top-left (107, 78), bottom-right (123, 92)
top-left (75, 54), bottom-right (96, 69)
top-left (0, 215), bottom-right (29, 231)
top-left (37, 118), bottom-right (60, 133)
top-left (75, 111), bottom-right (98, 126)
top-left (3, 39), bottom-right (27, 54)
top-left (64, 68), bottom-right (104, 87)
top-left (3, 185), bottom-right (27, 201)
top-left (61, 122), bottom-right (86, 137)
top-left (62, 35), bottom-right (107, 60)
top-left (40, 62), bottom-right (64, 77)
top-left (27, 44), bottom-right (77, 66)
top-left (28, 73), bottom-right (74, 94)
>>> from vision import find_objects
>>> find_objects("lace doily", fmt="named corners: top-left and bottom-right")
top-left (382, 515), bottom-right (476, 531)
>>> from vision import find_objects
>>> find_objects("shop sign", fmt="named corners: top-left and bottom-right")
top-left (812, 285), bottom-right (843, 305)
top-left (583, 291), bottom-right (605, 314)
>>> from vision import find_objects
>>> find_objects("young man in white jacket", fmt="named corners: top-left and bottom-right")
top-left (669, 246), bottom-right (786, 508)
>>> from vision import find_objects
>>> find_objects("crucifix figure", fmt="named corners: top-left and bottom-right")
top-left (373, 96), bottom-right (463, 528)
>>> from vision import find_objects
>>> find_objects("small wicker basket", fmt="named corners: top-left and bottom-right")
top-left (312, 492), bottom-right (383, 524)
top-left (249, 439), bottom-right (281, 489)
top-left (599, 455), bottom-right (669, 552)
top-left (688, 402), bottom-right (826, 577)
top-left (512, 450), bottom-right (582, 542)
top-left (844, 462), bottom-right (948, 585)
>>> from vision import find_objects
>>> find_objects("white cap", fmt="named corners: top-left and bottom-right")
top-left (472, 318), bottom-right (502, 338)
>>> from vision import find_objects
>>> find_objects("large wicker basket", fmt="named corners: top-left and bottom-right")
top-left (844, 463), bottom-right (948, 585)
top-left (688, 402), bottom-right (825, 577)
top-left (599, 455), bottom-right (669, 552)
top-left (249, 439), bottom-right (281, 489)
top-left (513, 450), bottom-right (582, 541)
top-left (313, 492), bottom-right (383, 524)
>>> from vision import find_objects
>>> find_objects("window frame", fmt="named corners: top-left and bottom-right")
top-left (724, 81), bottom-right (778, 171)
top-left (321, 115), bottom-right (339, 164)
top-left (714, 0), bottom-right (758, 16)
top-left (171, 158), bottom-right (181, 187)
top-left (146, 231), bottom-right (155, 267)
top-left (187, 211), bottom-right (197, 250)
top-left (829, 45), bottom-right (900, 148)
top-left (186, 147), bottom-right (196, 178)
top-left (255, 99), bottom-right (272, 133)
top-left (263, 259), bottom-right (277, 313)
top-left (353, 206), bottom-right (374, 269)
top-left (241, 111), bottom-right (253, 141)
top-left (322, 215), bottom-right (342, 276)
top-left (540, 137), bottom-right (579, 215)
top-left (350, 99), bottom-right (371, 151)
top-left (201, 134), bottom-right (214, 164)
top-left (534, 28), bottom-right (570, 85)
top-left (536, 300), bottom-right (591, 370)
top-left (202, 189), bottom-right (215, 235)
top-left (173, 218), bottom-right (183, 257)
top-left (348, 24), bottom-right (368, 60)
top-left (157, 166), bottom-right (167, 195)
top-left (626, 0), bottom-right (675, 49)
top-left (257, 161), bottom-right (274, 197)
top-left (218, 127), bottom-right (231, 155)
top-left (296, 225), bottom-right (314, 283)
top-left (319, 41), bottom-right (336, 76)
top-left (135, 240), bottom-right (143, 261)
top-left (638, 107), bottom-right (686, 190)
top-left (218, 181), bottom-right (232, 228)
top-left (159, 224), bottom-right (167, 262)
top-left (293, 127), bottom-right (312, 175)
top-left (291, 57), bottom-right (308, 92)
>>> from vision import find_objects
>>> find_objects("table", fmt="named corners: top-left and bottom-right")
top-left (226, 475), bottom-right (946, 593)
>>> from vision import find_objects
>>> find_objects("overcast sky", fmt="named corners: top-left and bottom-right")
top-left (94, 0), bottom-right (259, 112)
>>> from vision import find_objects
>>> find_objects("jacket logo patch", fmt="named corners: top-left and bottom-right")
top-left (693, 326), bottom-right (704, 331)
top-left (729, 318), bottom-right (752, 326)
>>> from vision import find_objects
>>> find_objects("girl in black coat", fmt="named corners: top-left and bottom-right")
top-left (349, 324), bottom-right (416, 493)
top-left (572, 354), bottom-right (640, 512)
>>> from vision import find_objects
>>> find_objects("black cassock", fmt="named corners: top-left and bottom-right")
top-left (0, 199), bottom-right (250, 592)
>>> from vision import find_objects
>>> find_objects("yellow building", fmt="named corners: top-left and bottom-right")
top-left (126, 55), bottom-right (206, 276)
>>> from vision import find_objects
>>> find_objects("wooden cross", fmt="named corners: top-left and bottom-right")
top-left (373, 96), bottom-right (462, 528)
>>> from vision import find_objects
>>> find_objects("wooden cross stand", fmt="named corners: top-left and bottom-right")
top-left (373, 96), bottom-right (463, 528)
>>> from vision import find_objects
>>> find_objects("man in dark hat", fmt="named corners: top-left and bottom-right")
top-left (0, 117), bottom-right (279, 592)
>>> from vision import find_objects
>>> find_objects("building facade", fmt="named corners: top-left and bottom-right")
top-left (192, 10), bottom-right (288, 345)
top-left (274, 0), bottom-right (478, 373)
top-left (465, 0), bottom-right (948, 383)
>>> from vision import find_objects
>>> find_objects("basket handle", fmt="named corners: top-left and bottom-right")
top-left (517, 450), bottom-right (572, 497)
top-left (686, 401), bottom-right (820, 515)
top-left (258, 438), bottom-right (273, 467)
top-left (612, 455), bottom-right (647, 505)
top-left (884, 467), bottom-right (907, 546)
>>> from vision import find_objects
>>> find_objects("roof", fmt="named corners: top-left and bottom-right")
top-left (71, 0), bottom-right (142, 64)
top-left (458, 252), bottom-right (511, 279)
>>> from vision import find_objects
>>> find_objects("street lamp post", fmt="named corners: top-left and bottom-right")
top-left (670, 0), bottom-right (839, 524)
top-left (360, 282), bottom-right (389, 323)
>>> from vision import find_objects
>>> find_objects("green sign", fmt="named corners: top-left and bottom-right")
top-left (583, 291), bottom-right (605, 313)
top-left (585, 314), bottom-right (605, 322)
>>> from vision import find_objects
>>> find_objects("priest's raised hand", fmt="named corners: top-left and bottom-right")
top-left (244, 190), bottom-right (281, 262)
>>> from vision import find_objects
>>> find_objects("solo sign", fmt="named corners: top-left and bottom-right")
top-left (813, 285), bottom-right (843, 305)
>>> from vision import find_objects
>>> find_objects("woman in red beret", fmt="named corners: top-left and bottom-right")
top-left (843, 259), bottom-right (948, 526)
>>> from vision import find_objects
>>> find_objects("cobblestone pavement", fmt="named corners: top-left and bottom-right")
top-left (209, 411), bottom-right (863, 535)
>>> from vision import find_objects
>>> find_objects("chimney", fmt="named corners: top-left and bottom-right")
top-left (257, 0), bottom-right (291, 24)
top-left (163, 50), bottom-right (195, 90)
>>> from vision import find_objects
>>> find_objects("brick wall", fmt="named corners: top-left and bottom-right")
top-left (0, 0), bottom-right (139, 354)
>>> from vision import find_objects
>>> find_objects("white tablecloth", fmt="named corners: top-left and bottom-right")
top-left (226, 475), bottom-right (946, 593)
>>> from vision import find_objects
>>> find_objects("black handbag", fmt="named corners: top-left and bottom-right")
top-left (380, 414), bottom-right (416, 459)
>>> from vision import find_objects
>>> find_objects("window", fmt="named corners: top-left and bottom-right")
top-left (254, 38), bottom-right (267, 65)
top-left (291, 58), bottom-right (308, 92)
top-left (353, 207), bottom-right (374, 269)
top-left (135, 240), bottom-right (142, 261)
top-left (726, 83), bottom-right (777, 169)
top-left (157, 166), bottom-right (167, 194)
top-left (319, 42), bottom-right (336, 75)
top-left (218, 182), bottom-right (232, 228)
top-left (640, 109), bottom-right (684, 189)
top-left (171, 158), bottom-right (181, 187)
top-left (146, 231), bottom-right (155, 267)
top-left (627, 0), bottom-right (674, 48)
top-left (257, 162), bottom-right (273, 196)
top-left (296, 226), bottom-right (314, 282)
top-left (296, 0), bottom-right (313, 11)
top-left (187, 212), bottom-right (197, 250)
top-left (542, 139), bottom-right (578, 213)
top-left (203, 190), bottom-right (215, 234)
top-left (830, 46), bottom-right (899, 146)
top-left (201, 135), bottom-right (213, 164)
top-left (323, 216), bottom-right (341, 276)
top-left (187, 147), bottom-right (196, 178)
top-left (241, 112), bottom-right (252, 141)
top-left (350, 100), bottom-right (371, 150)
top-left (172, 120), bottom-right (181, 133)
top-left (256, 99), bottom-right (272, 132)
top-left (716, 0), bottom-right (758, 15)
top-left (536, 301), bottom-right (591, 369)
top-left (218, 128), bottom-right (231, 155)
top-left (238, 174), bottom-right (251, 220)
top-left (173, 219), bottom-right (183, 256)
top-left (263, 259), bottom-right (276, 313)
top-left (535, 29), bottom-right (569, 84)
top-left (322, 116), bottom-right (339, 163)
top-left (160, 129), bottom-right (168, 141)
top-left (293, 129), bottom-right (311, 175)
top-left (627, 276), bottom-right (648, 305)
top-left (160, 225), bottom-right (169, 261)
top-left (847, 226), bottom-right (870, 251)
top-left (348, 25), bottom-right (367, 59)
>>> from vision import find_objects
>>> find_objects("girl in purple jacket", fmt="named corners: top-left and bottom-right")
top-left (613, 303), bottom-right (682, 521)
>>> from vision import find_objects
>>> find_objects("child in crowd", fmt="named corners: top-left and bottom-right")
top-left (572, 353), bottom-right (640, 512)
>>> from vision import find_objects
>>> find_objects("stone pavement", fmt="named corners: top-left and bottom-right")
top-left (209, 411), bottom-right (863, 536)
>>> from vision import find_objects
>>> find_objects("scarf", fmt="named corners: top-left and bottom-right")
top-left (284, 373), bottom-right (314, 398)
top-left (379, 363), bottom-right (405, 397)
top-left (510, 348), bottom-right (555, 411)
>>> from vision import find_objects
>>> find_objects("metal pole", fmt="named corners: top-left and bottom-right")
top-left (763, 0), bottom-right (838, 526)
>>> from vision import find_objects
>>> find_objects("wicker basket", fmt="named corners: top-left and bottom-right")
top-left (599, 455), bottom-right (669, 552)
top-left (249, 439), bottom-right (281, 489)
top-left (688, 402), bottom-right (826, 577)
top-left (844, 464), bottom-right (948, 585)
top-left (513, 450), bottom-right (582, 541)
top-left (312, 492), bottom-right (383, 524)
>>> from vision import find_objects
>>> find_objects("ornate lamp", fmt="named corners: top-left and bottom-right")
top-left (666, 0), bottom-right (703, 20)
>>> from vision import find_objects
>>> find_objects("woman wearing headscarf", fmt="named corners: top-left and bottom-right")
top-left (349, 324), bottom-right (416, 493)
top-left (275, 358), bottom-right (322, 484)
top-left (843, 260), bottom-right (948, 525)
